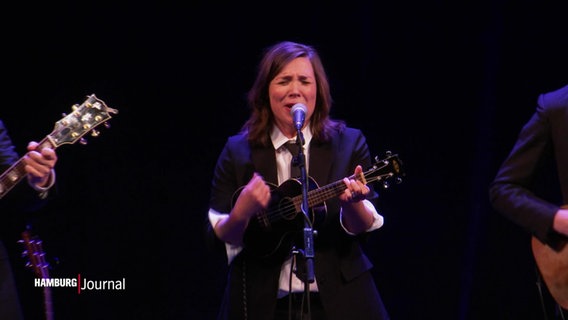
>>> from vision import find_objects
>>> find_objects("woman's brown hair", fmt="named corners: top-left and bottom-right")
top-left (242, 41), bottom-right (345, 147)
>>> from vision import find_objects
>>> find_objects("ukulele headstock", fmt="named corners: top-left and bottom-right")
top-left (365, 151), bottom-right (405, 189)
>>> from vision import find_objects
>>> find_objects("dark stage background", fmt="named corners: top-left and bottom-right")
top-left (3, 2), bottom-right (567, 319)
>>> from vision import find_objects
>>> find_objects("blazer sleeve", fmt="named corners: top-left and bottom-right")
top-left (489, 87), bottom-right (567, 249)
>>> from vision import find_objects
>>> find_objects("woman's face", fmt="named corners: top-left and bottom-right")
top-left (269, 57), bottom-right (317, 138)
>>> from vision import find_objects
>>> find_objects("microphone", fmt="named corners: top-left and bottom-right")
top-left (291, 103), bottom-right (307, 131)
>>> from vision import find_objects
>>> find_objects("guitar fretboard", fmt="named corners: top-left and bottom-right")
top-left (0, 139), bottom-right (54, 199)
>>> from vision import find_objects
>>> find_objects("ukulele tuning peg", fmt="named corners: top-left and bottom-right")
top-left (79, 137), bottom-right (88, 145)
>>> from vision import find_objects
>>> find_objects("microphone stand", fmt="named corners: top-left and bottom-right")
top-left (293, 129), bottom-right (315, 318)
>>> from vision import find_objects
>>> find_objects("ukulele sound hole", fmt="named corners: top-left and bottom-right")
top-left (278, 197), bottom-right (297, 220)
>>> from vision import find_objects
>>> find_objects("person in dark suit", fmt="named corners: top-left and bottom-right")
top-left (489, 84), bottom-right (568, 318)
top-left (0, 119), bottom-right (57, 320)
top-left (207, 41), bottom-right (390, 320)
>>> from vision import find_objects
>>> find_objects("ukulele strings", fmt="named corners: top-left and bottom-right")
top-left (255, 170), bottom-right (389, 223)
top-left (258, 178), bottom-right (366, 222)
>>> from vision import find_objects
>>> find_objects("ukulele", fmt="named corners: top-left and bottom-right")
top-left (20, 229), bottom-right (54, 320)
top-left (239, 151), bottom-right (404, 260)
top-left (531, 205), bottom-right (568, 309)
top-left (0, 94), bottom-right (118, 199)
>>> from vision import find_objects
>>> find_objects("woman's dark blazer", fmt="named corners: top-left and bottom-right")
top-left (210, 126), bottom-right (390, 320)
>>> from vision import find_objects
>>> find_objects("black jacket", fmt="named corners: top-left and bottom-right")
top-left (209, 127), bottom-right (390, 320)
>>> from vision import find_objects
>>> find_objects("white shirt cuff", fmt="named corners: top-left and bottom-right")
top-left (339, 199), bottom-right (384, 235)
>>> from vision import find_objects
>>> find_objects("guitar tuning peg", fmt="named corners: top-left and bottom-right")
top-left (79, 137), bottom-right (88, 145)
top-left (385, 150), bottom-right (392, 156)
top-left (396, 177), bottom-right (403, 184)
top-left (91, 129), bottom-right (100, 137)
top-left (61, 113), bottom-right (67, 118)
top-left (382, 181), bottom-right (390, 189)
top-left (104, 121), bottom-right (111, 129)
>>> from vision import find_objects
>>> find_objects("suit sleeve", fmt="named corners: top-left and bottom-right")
top-left (489, 95), bottom-right (563, 248)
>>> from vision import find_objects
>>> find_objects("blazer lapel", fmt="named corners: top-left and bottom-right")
top-left (308, 140), bottom-right (333, 186)
top-left (251, 145), bottom-right (278, 185)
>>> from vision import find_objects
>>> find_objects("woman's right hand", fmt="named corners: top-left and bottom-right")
top-left (232, 173), bottom-right (272, 222)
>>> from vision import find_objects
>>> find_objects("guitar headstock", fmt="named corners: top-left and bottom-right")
top-left (364, 151), bottom-right (405, 189)
top-left (20, 230), bottom-right (51, 279)
top-left (48, 94), bottom-right (118, 147)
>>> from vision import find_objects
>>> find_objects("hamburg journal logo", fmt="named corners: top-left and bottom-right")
top-left (34, 274), bottom-right (126, 294)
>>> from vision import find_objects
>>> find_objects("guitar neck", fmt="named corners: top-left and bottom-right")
top-left (299, 170), bottom-right (377, 209)
top-left (0, 137), bottom-right (55, 199)
top-left (20, 229), bottom-right (55, 320)
top-left (43, 286), bottom-right (54, 320)
top-left (0, 94), bottom-right (117, 200)
top-left (303, 179), bottom-right (350, 209)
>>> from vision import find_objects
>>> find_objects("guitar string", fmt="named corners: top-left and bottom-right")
top-left (256, 174), bottom-right (387, 223)
top-left (256, 173), bottom-right (389, 223)
top-left (257, 180), bottom-right (346, 222)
